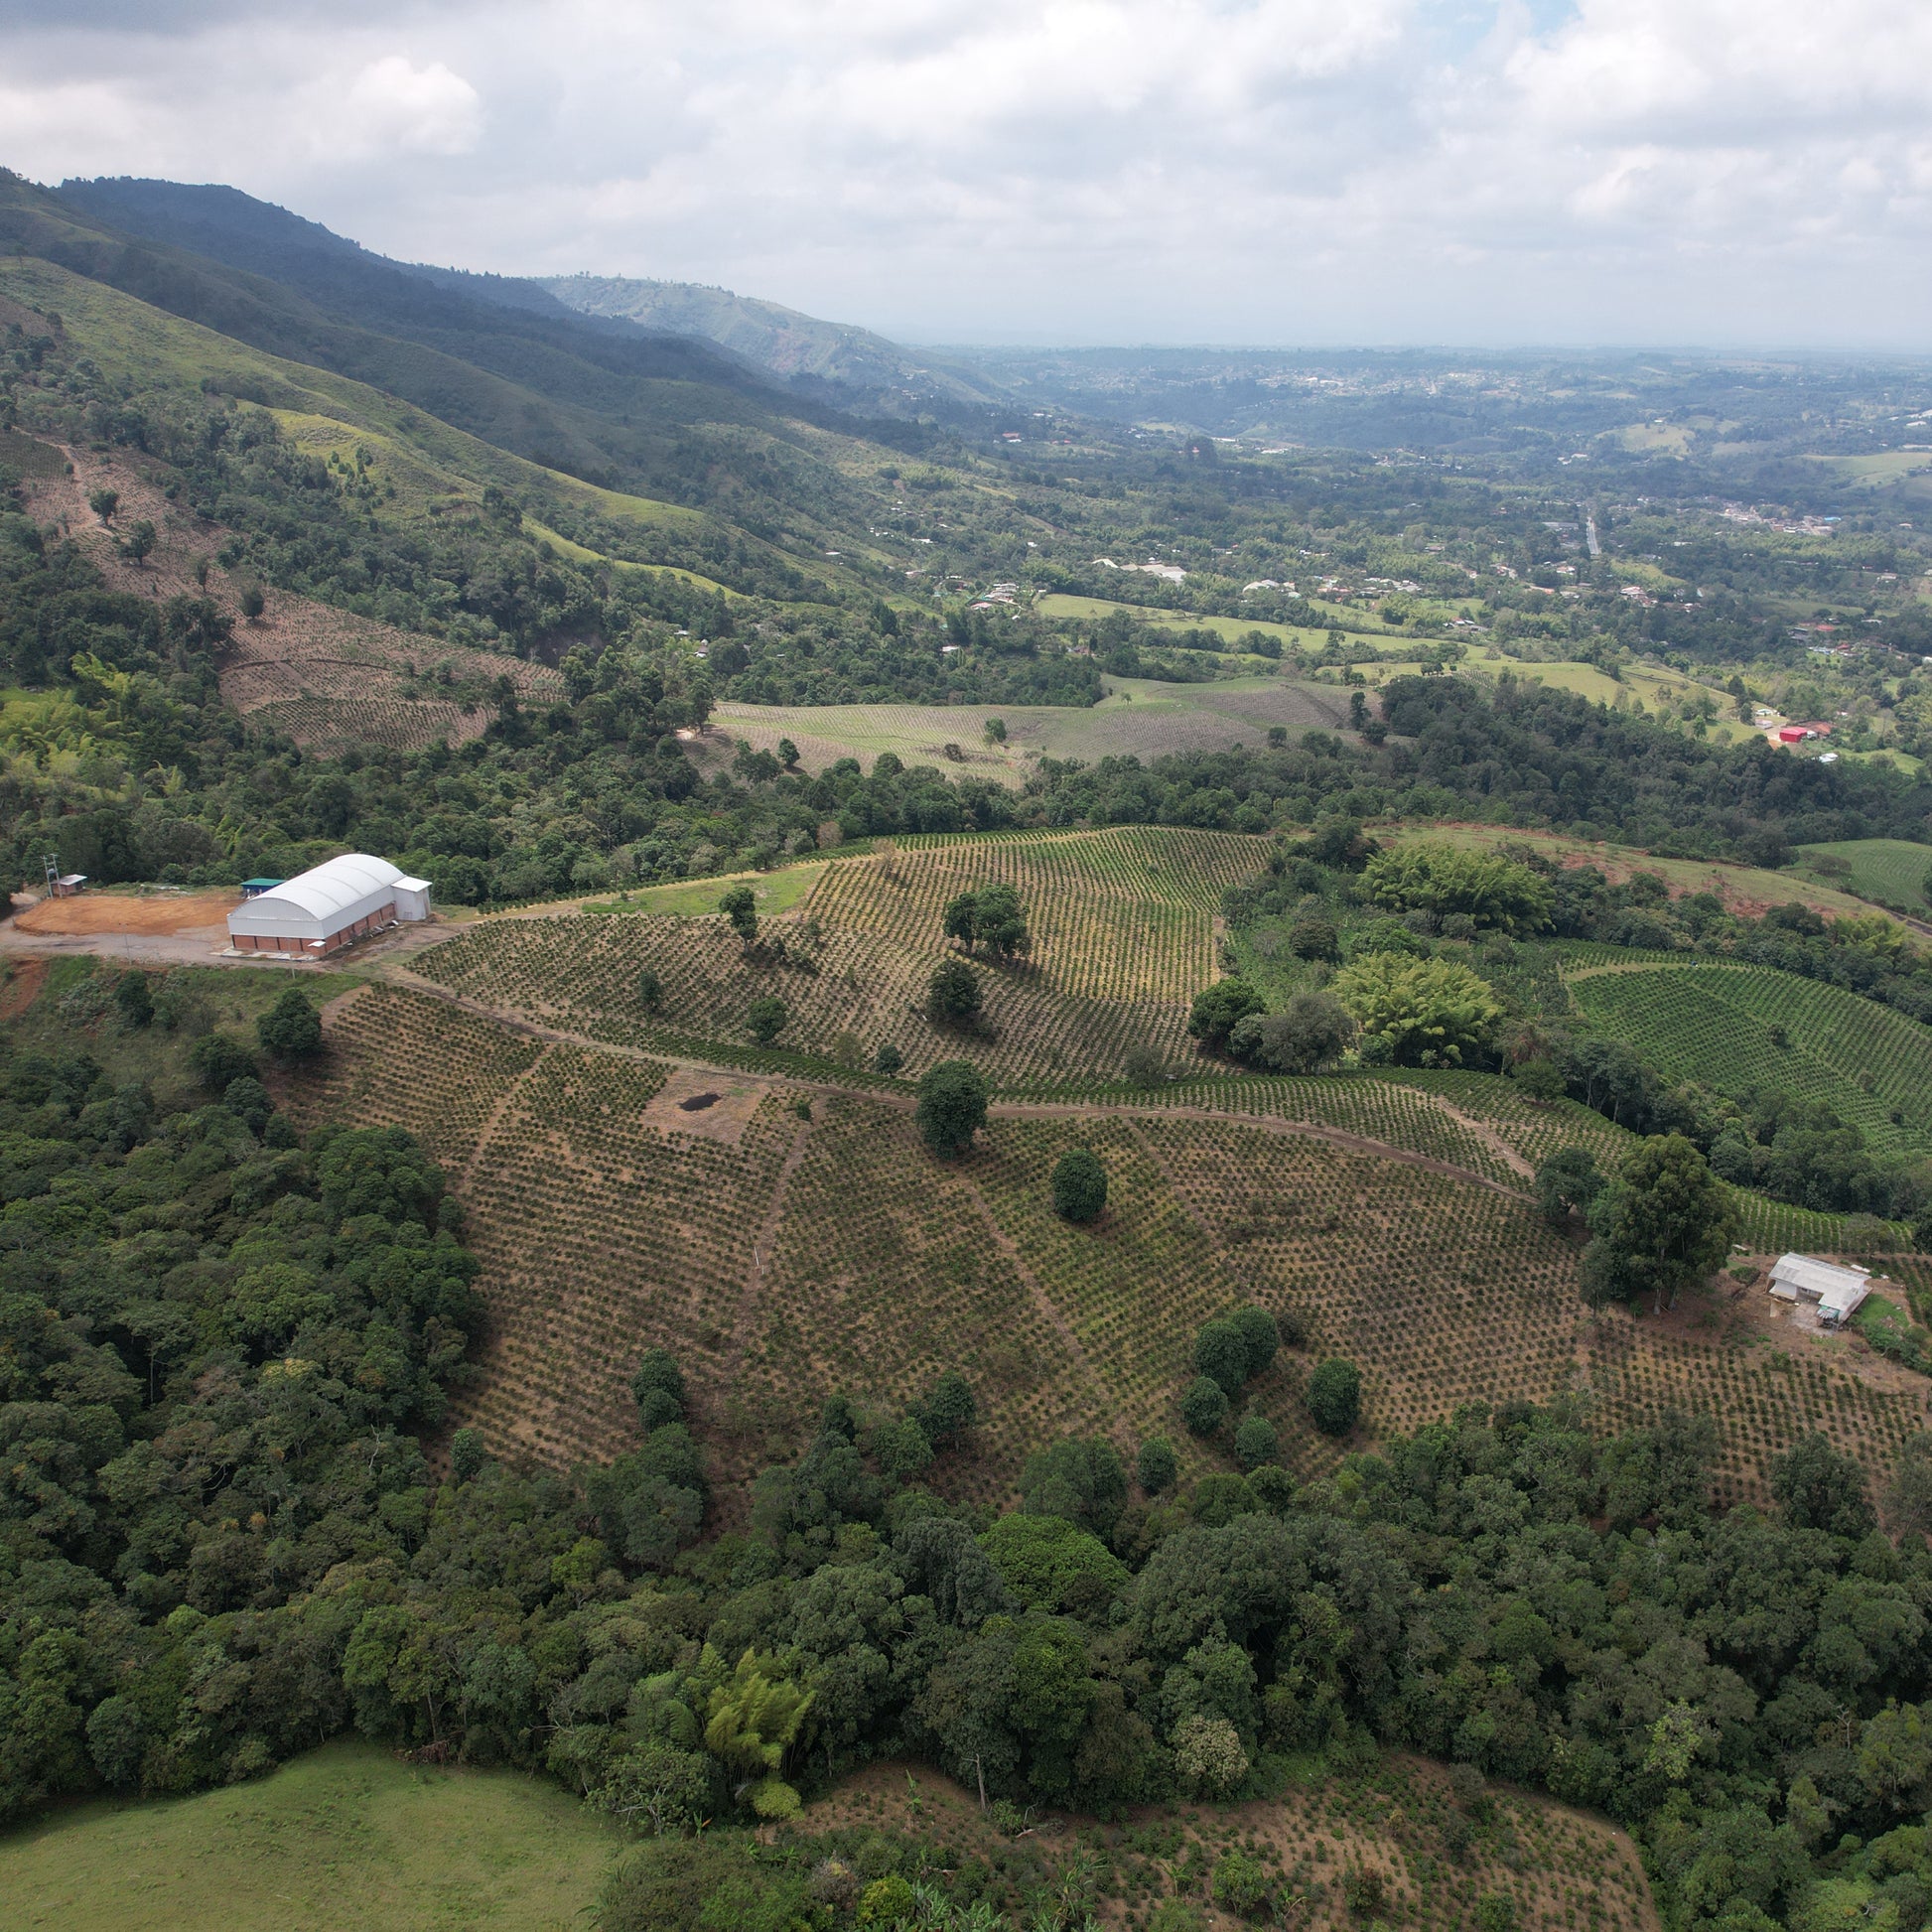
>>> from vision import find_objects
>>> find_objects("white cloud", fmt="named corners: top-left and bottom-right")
top-left (2, 0), bottom-right (1929, 345)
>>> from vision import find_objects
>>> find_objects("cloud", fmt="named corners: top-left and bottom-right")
top-left (2, 0), bottom-right (1928, 345)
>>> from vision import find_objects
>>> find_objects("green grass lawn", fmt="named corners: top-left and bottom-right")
top-left (0, 1737), bottom-right (618, 1932)
top-left (1790, 838), bottom-right (1932, 913)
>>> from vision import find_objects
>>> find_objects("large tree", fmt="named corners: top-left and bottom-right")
top-left (1587, 1133), bottom-right (1739, 1314)
top-left (916, 1058), bottom-right (988, 1156)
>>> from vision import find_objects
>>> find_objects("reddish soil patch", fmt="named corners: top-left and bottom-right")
top-left (13, 890), bottom-right (237, 936)
top-left (0, 956), bottom-right (49, 1021)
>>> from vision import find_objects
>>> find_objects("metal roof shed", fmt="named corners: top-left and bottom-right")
top-left (1769, 1253), bottom-right (1874, 1325)
top-left (226, 854), bottom-right (425, 955)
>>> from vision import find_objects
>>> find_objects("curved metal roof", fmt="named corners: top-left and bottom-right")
top-left (247, 854), bottom-right (405, 921)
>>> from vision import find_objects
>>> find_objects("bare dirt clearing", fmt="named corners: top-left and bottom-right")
top-left (13, 890), bottom-right (236, 936)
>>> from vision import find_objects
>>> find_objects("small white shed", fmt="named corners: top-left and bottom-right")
top-left (226, 854), bottom-right (432, 957)
top-left (1769, 1253), bottom-right (1874, 1326)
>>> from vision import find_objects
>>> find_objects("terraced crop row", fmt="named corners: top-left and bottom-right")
top-left (410, 910), bottom-right (1197, 1085)
top-left (248, 695), bottom-right (486, 751)
top-left (1568, 961), bottom-right (1932, 1162)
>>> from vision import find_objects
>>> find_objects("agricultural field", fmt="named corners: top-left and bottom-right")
top-left (1791, 836), bottom-right (1932, 913)
top-left (1566, 959), bottom-right (1932, 1165)
top-left (407, 825), bottom-right (1261, 1085)
top-left (816, 1752), bottom-right (1659, 1932)
top-left (710, 672), bottom-right (1351, 783)
top-left (0, 1736), bottom-right (615, 1932)
top-left (285, 981), bottom-right (1928, 1510)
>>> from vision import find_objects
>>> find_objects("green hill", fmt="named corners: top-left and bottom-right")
top-left (1791, 837), bottom-right (1932, 913)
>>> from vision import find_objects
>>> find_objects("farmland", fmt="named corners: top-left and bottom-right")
top-left (282, 977), bottom-right (1928, 1511)
top-left (408, 825), bottom-right (1261, 1084)
top-left (0, 1736), bottom-right (615, 1932)
top-left (1791, 836), bottom-right (1932, 913)
top-left (711, 672), bottom-right (1351, 782)
top-left (1566, 959), bottom-right (1932, 1164)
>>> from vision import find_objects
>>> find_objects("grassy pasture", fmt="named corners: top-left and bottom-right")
top-left (711, 673), bottom-right (1350, 782)
top-left (1791, 837), bottom-right (1932, 912)
top-left (1567, 960), bottom-right (1932, 1164)
top-left (0, 1736), bottom-right (613, 1932)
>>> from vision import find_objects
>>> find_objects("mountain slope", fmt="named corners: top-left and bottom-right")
top-left (540, 273), bottom-right (1008, 415)
top-left (15, 174), bottom-right (880, 536)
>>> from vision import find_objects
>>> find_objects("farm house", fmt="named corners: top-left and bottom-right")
top-left (1769, 1252), bottom-right (1874, 1326)
top-left (226, 854), bottom-right (432, 957)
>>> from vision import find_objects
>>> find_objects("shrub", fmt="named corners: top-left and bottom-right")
top-left (257, 988), bottom-right (322, 1063)
top-left (1137, 1435), bottom-right (1178, 1494)
top-left (1342, 1869), bottom-right (1386, 1918)
top-left (916, 1059), bottom-right (988, 1156)
top-left (926, 955), bottom-right (983, 1027)
top-left (1051, 1148), bottom-right (1107, 1222)
top-left (630, 1348), bottom-right (686, 1431)
top-left (746, 995), bottom-right (787, 1043)
top-left (873, 1041), bottom-right (904, 1075)
top-left (1188, 977), bottom-right (1265, 1050)
top-left (856, 1875), bottom-right (916, 1927)
top-left (1148, 1904), bottom-right (1205, 1932)
top-left (1122, 1042), bottom-right (1169, 1086)
top-left (113, 970), bottom-right (152, 1029)
top-left (1233, 1413), bottom-right (1279, 1470)
top-left (1288, 913), bottom-right (1340, 962)
top-left (1305, 1357), bottom-right (1361, 1436)
top-left (1181, 1375), bottom-right (1230, 1436)
top-left (637, 968), bottom-right (662, 1010)
top-left (1172, 1713), bottom-right (1249, 1796)
top-left (1212, 1849), bottom-right (1271, 1917)
top-left (1475, 1894), bottom-right (1518, 1932)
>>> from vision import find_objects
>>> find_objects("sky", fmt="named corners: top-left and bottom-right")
top-left (3, 0), bottom-right (1931, 348)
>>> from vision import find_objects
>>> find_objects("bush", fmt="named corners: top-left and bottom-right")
top-left (630, 1348), bottom-right (686, 1431)
top-left (637, 968), bottom-right (662, 1010)
top-left (1188, 977), bottom-right (1265, 1050)
top-left (1181, 1375), bottom-right (1230, 1435)
top-left (257, 988), bottom-right (322, 1063)
top-left (1051, 1147), bottom-right (1107, 1222)
top-left (873, 1041), bottom-right (904, 1074)
top-left (113, 970), bottom-right (152, 1029)
top-left (1233, 1413), bottom-right (1279, 1470)
top-left (916, 1059), bottom-right (988, 1156)
top-left (926, 955), bottom-right (982, 1027)
top-left (1212, 1849), bottom-right (1271, 1917)
top-left (1342, 1869), bottom-right (1386, 1918)
top-left (1305, 1357), bottom-right (1361, 1436)
top-left (746, 995), bottom-right (787, 1043)
top-left (1137, 1435), bottom-right (1178, 1494)
top-left (1122, 1042), bottom-right (1169, 1086)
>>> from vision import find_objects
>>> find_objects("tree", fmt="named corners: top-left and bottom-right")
top-left (1233, 1414), bottom-right (1279, 1470)
top-left (873, 1041), bottom-right (904, 1075)
top-left (190, 1030), bottom-right (257, 1092)
top-left (1137, 1436), bottom-right (1178, 1494)
top-left (637, 969), bottom-right (662, 1011)
top-left (1256, 992), bottom-right (1356, 1072)
top-left (1188, 978), bottom-right (1265, 1051)
top-left (121, 518), bottom-right (156, 566)
top-left (1513, 1057), bottom-right (1566, 1103)
top-left (1051, 1148), bottom-right (1107, 1223)
top-left (1330, 954), bottom-right (1502, 1067)
top-left (943, 883), bottom-right (1031, 959)
top-left (1305, 1358), bottom-right (1361, 1437)
top-left (239, 584), bottom-right (266, 621)
top-left (916, 1059), bottom-right (987, 1156)
top-left (113, 969), bottom-right (152, 1029)
top-left (1885, 1432), bottom-right (1932, 1539)
top-left (704, 1650), bottom-right (813, 1819)
top-left (1771, 1431), bottom-right (1876, 1540)
top-left (1535, 1146), bottom-right (1603, 1230)
top-left (87, 485), bottom-right (118, 520)
top-left (1021, 1437), bottom-right (1128, 1537)
top-left (926, 955), bottom-right (982, 1028)
top-left (1229, 1306), bottom-right (1279, 1380)
top-left (746, 996), bottom-right (787, 1043)
top-left (776, 737), bottom-right (799, 767)
top-left (917, 1369), bottom-right (977, 1447)
top-left (1288, 913), bottom-right (1340, 963)
top-left (1123, 1042), bottom-right (1168, 1086)
top-left (1181, 1375), bottom-right (1229, 1436)
top-left (1194, 1318), bottom-right (1252, 1397)
top-left (984, 717), bottom-right (1007, 744)
top-left (1589, 1134), bottom-right (1739, 1313)
top-left (630, 1348), bottom-right (686, 1431)
top-left (718, 885), bottom-right (758, 947)
top-left (257, 988), bottom-right (323, 1063)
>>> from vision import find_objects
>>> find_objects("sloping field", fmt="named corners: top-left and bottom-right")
top-left (1792, 837), bottom-right (1932, 911)
top-left (714, 674), bottom-right (1350, 782)
top-left (1567, 960), bottom-right (1932, 1163)
top-left (23, 440), bottom-right (561, 752)
top-left (408, 826), bottom-right (1260, 1085)
top-left (285, 983), bottom-right (1926, 1509)
top-left (0, 1735), bottom-right (613, 1932)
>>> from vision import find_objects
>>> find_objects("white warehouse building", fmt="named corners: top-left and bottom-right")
top-left (226, 854), bottom-right (432, 957)
top-left (1769, 1252), bottom-right (1875, 1327)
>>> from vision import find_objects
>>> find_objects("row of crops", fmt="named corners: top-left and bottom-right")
top-left (295, 986), bottom-right (1924, 1508)
top-left (1566, 959), bottom-right (1932, 1164)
